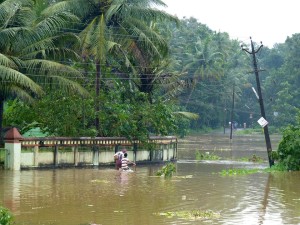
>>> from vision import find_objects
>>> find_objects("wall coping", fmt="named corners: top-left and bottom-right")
top-left (4, 127), bottom-right (23, 143)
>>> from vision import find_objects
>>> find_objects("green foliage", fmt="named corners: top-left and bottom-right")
top-left (0, 206), bottom-right (14, 225)
top-left (276, 122), bottom-right (300, 171)
top-left (267, 163), bottom-right (287, 172)
top-left (4, 83), bottom-right (184, 140)
top-left (0, 148), bottom-right (5, 167)
top-left (173, 115), bottom-right (190, 138)
top-left (3, 0), bottom-right (300, 140)
top-left (156, 163), bottom-right (176, 178)
top-left (262, 35), bottom-right (300, 128)
top-left (195, 151), bottom-right (221, 160)
top-left (101, 89), bottom-right (178, 140)
top-left (219, 168), bottom-right (260, 176)
top-left (271, 151), bottom-right (279, 161)
top-left (4, 93), bottom-right (96, 137)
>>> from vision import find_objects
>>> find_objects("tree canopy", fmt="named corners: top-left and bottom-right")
top-left (2, 0), bottom-right (300, 144)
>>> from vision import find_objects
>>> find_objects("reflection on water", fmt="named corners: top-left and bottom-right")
top-left (1, 161), bottom-right (300, 225)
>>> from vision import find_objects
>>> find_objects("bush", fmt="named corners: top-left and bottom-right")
top-left (277, 124), bottom-right (300, 171)
top-left (156, 163), bottom-right (176, 178)
top-left (0, 206), bottom-right (14, 225)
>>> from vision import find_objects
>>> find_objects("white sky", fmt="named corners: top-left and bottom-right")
top-left (161, 0), bottom-right (300, 48)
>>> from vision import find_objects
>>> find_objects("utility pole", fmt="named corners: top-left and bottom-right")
top-left (230, 84), bottom-right (235, 140)
top-left (242, 37), bottom-right (274, 167)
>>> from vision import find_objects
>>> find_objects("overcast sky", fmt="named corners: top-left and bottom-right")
top-left (161, 0), bottom-right (300, 48)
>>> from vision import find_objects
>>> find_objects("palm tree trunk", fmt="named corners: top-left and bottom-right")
top-left (95, 61), bottom-right (101, 136)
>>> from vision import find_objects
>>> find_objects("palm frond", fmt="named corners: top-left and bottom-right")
top-left (34, 12), bottom-right (77, 39)
top-left (0, 53), bottom-right (18, 69)
top-left (24, 59), bottom-right (80, 75)
top-left (173, 111), bottom-right (199, 120)
top-left (0, 65), bottom-right (43, 95)
top-left (42, 75), bottom-right (89, 97)
top-left (1, 85), bottom-right (36, 103)
top-left (0, 0), bottom-right (33, 28)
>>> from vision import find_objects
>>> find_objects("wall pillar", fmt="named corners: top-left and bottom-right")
top-left (92, 146), bottom-right (99, 166)
top-left (4, 127), bottom-right (23, 170)
top-left (73, 146), bottom-right (78, 166)
top-left (54, 145), bottom-right (58, 166)
top-left (34, 145), bottom-right (39, 167)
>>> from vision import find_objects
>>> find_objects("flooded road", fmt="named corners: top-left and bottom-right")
top-left (177, 133), bottom-right (282, 160)
top-left (1, 134), bottom-right (300, 225)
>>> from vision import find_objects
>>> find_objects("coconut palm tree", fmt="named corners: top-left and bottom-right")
top-left (0, 0), bottom-right (87, 144)
top-left (45, 0), bottom-right (178, 134)
top-left (105, 0), bottom-right (178, 101)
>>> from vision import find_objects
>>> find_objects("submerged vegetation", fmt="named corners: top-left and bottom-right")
top-left (219, 163), bottom-right (298, 176)
top-left (0, 206), bottom-right (14, 225)
top-left (237, 154), bottom-right (265, 163)
top-left (156, 163), bottom-right (176, 178)
top-left (155, 209), bottom-right (220, 221)
top-left (195, 150), bottom-right (265, 163)
top-left (219, 168), bottom-right (261, 176)
top-left (196, 151), bottom-right (221, 160)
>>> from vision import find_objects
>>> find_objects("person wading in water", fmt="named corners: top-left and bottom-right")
top-left (114, 148), bottom-right (127, 170)
top-left (120, 153), bottom-right (136, 171)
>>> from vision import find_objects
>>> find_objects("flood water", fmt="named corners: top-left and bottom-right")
top-left (177, 133), bottom-right (283, 160)
top-left (1, 134), bottom-right (300, 225)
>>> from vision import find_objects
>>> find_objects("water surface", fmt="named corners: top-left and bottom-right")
top-left (1, 161), bottom-right (300, 225)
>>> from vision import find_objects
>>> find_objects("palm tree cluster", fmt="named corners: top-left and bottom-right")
top-left (2, 0), bottom-right (297, 144)
top-left (0, 0), bottom-right (181, 143)
top-left (0, 0), bottom-right (90, 141)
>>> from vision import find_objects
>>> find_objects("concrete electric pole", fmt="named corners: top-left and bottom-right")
top-left (242, 37), bottom-right (274, 167)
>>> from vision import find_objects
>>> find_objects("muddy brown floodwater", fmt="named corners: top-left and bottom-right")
top-left (1, 134), bottom-right (300, 225)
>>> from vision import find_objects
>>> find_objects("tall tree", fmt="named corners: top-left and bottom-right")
top-left (47, 0), bottom-right (178, 134)
top-left (0, 0), bottom-right (87, 144)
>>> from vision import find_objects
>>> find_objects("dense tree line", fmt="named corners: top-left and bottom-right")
top-left (166, 18), bottom-right (300, 132)
top-left (1, 0), bottom-right (300, 145)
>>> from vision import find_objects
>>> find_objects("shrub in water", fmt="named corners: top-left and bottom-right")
top-left (277, 124), bottom-right (300, 171)
top-left (156, 163), bottom-right (176, 178)
top-left (0, 206), bottom-right (14, 225)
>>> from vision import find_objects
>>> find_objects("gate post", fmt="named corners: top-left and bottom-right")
top-left (4, 127), bottom-right (23, 170)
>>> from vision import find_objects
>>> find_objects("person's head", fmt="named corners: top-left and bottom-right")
top-left (122, 148), bottom-right (127, 153)
top-left (124, 153), bottom-right (128, 158)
